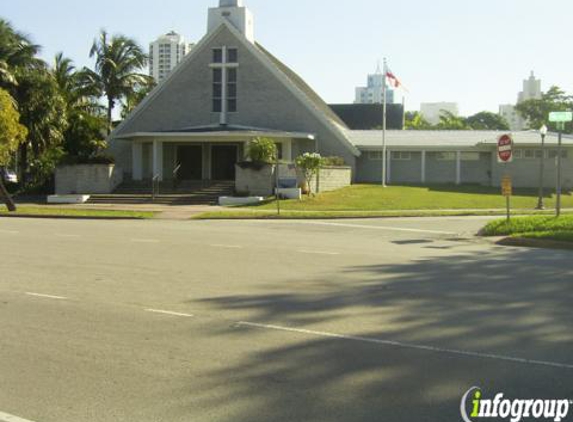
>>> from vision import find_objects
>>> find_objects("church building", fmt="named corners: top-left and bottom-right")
top-left (110, 0), bottom-right (360, 184)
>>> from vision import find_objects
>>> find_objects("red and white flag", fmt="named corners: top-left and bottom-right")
top-left (386, 69), bottom-right (408, 92)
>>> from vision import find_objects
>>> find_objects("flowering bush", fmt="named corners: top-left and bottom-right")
top-left (246, 137), bottom-right (278, 164)
top-left (295, 152), bottom-right (322, 195)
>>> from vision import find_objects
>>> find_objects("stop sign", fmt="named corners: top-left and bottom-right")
top-left (498, 134), bottom-right (513, 163)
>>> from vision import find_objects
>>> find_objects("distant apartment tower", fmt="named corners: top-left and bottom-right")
top-left (420, 102), bottom-right (459, 126)
top-left (355, 65), bottom-right (395, 104)
top-left (149, 31), bottom-right (194, 83)
top-left (499, 71), bottom-right (542, 131)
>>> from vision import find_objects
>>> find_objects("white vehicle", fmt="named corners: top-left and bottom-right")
top-left (0, 168), bottom-right (18, 184)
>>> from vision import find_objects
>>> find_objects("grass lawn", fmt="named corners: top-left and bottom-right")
top-left (481, 215), bottom-right (573, 244)
top-left (195, 185), bottom-right (573, 219)
top-left (243, 185), bottom-right (573, 212)
top-left (0, 205), bottom-right (156, 219)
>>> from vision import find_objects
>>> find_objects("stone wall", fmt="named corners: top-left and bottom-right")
top-left (236, 164), bottom-right (351, 197)
top-left (235, 164), bottom-right (276, 196)
top-left (55, 164), bottom-right (123, 195)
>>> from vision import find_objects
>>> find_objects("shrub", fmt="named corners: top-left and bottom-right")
top-left (60, 154), bottom-right (115, 165)
top-left (295, 152), bottom-right (322, 195)
top-left (321, 156), bottom-right (346, 167)
top-left (246, 137), bottom-right (277, 163)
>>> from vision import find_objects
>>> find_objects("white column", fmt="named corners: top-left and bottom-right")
top-left (132, 142), bottom-right (143, 181)
top-left (421, 150), bottom-right (426, 184)
top-left (283, 140), bottom-right (293, 162)
top-left (386, 150), bottom-right (392, 184)
top-left (456, 151), bottom-right (462, 185)
top-left (153, 140), bottom-right (164, 181)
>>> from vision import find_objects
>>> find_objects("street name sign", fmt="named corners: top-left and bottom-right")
top-left (497, 134), bottom-right (513, 163)
top-left (549, 112), bottom-right (573, 123)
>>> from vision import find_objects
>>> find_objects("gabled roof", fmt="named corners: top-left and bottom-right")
top-left (112, 21), bottom-right (360, 156)
top-left (255, 44), bottom-right (348, 129)
top-left (349, 130), bottom-right (573, 149)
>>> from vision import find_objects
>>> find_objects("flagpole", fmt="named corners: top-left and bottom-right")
top-left (382, 58), bottom-right (387, 188)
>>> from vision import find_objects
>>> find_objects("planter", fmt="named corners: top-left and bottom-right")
top-left (47, 195), bottom-right (91, 204)
top-left (219, 196), bottom-right (265, 206)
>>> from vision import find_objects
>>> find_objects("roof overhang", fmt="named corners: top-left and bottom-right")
top-left (116, 130), bottom-right (316, 142)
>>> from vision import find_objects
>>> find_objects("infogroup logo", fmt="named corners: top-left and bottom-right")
top-left (461, 387), bottom-right (572, 422)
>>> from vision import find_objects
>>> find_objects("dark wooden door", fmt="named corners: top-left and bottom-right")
top-left (211, 145), bottom-right (238, 180)
top-left (177, 146), bottom-right (203, 180)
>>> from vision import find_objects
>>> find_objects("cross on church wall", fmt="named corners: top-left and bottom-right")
top-left (210, 46), bottom-right (239, 125)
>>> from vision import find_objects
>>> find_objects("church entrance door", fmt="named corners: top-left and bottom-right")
top-left (177, 145), bottom-right (203, 181)
top-left (211, 145), bottom-right (238, 181)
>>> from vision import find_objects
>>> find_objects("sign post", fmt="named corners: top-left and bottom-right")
top-left (502, 175), bottom-right (512, 222)
top-left (498, 134), bottom-right (514, 221)
top-left (549, 112), bottom-right (573, 217)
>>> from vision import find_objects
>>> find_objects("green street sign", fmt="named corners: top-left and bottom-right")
top-left (549, 111), bottom-right (573, 123)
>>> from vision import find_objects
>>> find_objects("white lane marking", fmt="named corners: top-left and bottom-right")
top-left (0, 230), bottom-right (19, 235)
top-left (296, 221), bottom-right (456, 235)
top-left (55, 233), bottom-right (80, 238)
top-left (0, 410), bottom-right (37, 422)
top-left (145, 309), bottom-right (194, 318)
top-left (237, 322), bottom-right (573, 371)
top-left (130, 238), bottom-right (160, 243)
top-left (210, 244), bottom-right (243, 249)
top-left (25, 292), bottom-right (68, 300)
top-left (298, 250), bottom-right (340, 256)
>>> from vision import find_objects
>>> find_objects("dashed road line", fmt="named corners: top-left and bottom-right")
top-left (293, 221), bottom-right (456, 235)
top-left (0, 410), bottom-right (37, 422)
top-left (130, 239), bottom-right (160, 243)
top-left (54, 233), bottom-right (81, 238)
top-left (145, 309), bottom-right (194, 318)
top-left (298, 250), bottom-right (340, 256)
top-left (236, 321), bottom-right (573, 371)
top-left (25, 292), bottom-right (68, 301)
top-left (210, 244), bottom-right (243, 249)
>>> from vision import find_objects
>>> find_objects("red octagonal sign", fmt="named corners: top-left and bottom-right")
top-left (498, 134), bottom-right (513, 163)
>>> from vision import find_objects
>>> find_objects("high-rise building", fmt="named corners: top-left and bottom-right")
top-left (499, 71), bottom-right (542, 131)
top-left (149, 31), bottom-right (194, 84)
top-left (355, 64), bottom-right (395, 105)
top-left (420, 102), bottom-right (459, 126)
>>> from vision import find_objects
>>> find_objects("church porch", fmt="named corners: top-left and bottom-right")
top-left (124, 128), bottom-right (316, 184)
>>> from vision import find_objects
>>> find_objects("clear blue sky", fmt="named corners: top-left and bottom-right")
top-left (3, 0), bottom-right (572, 116)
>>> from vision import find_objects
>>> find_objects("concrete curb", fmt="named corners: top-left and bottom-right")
top-left (0, 214), bottom-right (148, 221)
top-left (496, 236), bottom-right (573, 251)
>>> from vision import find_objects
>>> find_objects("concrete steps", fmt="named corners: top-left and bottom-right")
top-left (87, 181), bottom-right (234, 206)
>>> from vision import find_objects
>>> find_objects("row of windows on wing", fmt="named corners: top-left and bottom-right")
top-left (212, 47), bottom-right (239, 113)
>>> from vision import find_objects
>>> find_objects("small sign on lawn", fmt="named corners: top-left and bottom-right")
top-left (501, 175), bottom-right (512, 197)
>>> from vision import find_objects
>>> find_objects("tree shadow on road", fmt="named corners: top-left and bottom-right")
top-left (184, 247), bottom-right (573, 421)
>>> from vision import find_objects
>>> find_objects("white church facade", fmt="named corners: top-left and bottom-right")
top-left (109, 0), bottom-right (573, 191)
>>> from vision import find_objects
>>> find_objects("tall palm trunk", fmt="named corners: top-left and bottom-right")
top-left (107, 96), bottom-right (114, 135)
top-left (0, 178), bottom-right (16, 212)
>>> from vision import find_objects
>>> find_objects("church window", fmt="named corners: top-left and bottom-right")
top-left (227, 48), bottom-right (238, 63)
top-left (227, 68), bottom-right (237, 113)
top-left (213, 68), bottom-right (223, 112)
top-left (213, 48), bottom-right (223, 63)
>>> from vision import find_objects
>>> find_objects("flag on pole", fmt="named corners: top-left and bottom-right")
top-left (385, 69), bottom-right (408, 92)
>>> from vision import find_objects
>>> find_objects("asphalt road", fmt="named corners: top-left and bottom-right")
top-left (0, 216), bottom-right (572, 422)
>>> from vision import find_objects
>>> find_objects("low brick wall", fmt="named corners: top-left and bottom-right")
top-left (55, 164), bottom-right (123, 195)
top-left (236, 164), bottom-right (352, 197)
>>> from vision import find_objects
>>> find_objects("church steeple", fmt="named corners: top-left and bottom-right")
top-left (208, 0), bottom-right (254, 43)
top-left (219, 0), bottom-right (244, 6)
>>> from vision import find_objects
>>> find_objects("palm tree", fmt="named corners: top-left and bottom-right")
top-left (84, 30), bottom-right (150, 134)
top-left (52, 53), bottom-right (106, 158)
top-left (0, 19), bottom-right (43, 93)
